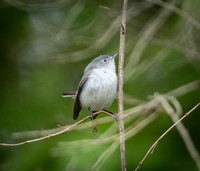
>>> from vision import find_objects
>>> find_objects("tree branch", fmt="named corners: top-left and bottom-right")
top-left (0, 111), bottom-right (115, 147)
top-left (135, 102), bottom-right (200, 171)
top-left (118, 0), bottom-right (128, 170)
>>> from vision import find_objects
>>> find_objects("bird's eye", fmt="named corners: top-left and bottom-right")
top-left (102, 58), bottom-right (108, 63)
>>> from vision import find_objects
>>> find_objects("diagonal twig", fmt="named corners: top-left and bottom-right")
top-left (0, 110), bottom-right (116, 147)
top-left (160, 96), bottom-right (200, 170)
top-left (99, 5), bottom-right (119, 19)
top-left (135, 102), bottom-right (200, 171)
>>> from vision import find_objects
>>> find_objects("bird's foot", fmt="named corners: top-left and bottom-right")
top-left (89, 109), bottom-right (98, 134)
top-left (92, 120), bottom-right (98, 135)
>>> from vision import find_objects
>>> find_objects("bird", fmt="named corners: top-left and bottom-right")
top-left (62, 53), bottom-right (118, 131)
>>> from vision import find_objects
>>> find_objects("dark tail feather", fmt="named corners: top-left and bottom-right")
top-left (62, 92), bottom-right (76, 98)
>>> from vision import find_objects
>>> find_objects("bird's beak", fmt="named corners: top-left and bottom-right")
top-left (112, 52), bottom-right (119, 59)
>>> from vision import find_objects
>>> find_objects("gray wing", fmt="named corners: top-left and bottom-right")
top-left (73, 76), bottom-right (88, 120)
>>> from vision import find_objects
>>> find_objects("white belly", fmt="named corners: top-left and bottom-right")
top-left (79, 69), bottom-right (117, 111)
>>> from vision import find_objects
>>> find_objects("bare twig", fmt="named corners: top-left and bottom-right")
top-left (135, 102), bottom-right (200, 171)
top-left (160, 96), bottom-right (200, 170)
top-left (118, 0), bottom-right (128, 170)
top-left (99, 5), bottom-right (119, 19)
top-left (0, 110), bottom-right (115, 147)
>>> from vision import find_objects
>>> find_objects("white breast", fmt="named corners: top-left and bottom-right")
top-left (79, 68), bottom-right (118, 111)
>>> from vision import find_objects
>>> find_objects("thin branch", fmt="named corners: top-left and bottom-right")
top-left (0, 111), bottom-right (115, 147)
top-left (118, 0), bottom-right (128, 170)
top-left (99, 5), bottom-right (119, 19)
top-left (160, 96), bottom-right (200, 170)
top-left (135, 102), bottom-right (200, 171)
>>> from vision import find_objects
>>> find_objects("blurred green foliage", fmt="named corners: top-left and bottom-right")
top-left (0, 0), bottom-right (200, 171)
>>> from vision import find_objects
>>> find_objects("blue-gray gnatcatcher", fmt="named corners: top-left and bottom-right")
top-left (62, 53), bottom-right (118, 121)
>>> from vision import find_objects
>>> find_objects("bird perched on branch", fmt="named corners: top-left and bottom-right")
top-left (62, 53), bottom-right (118, 132)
